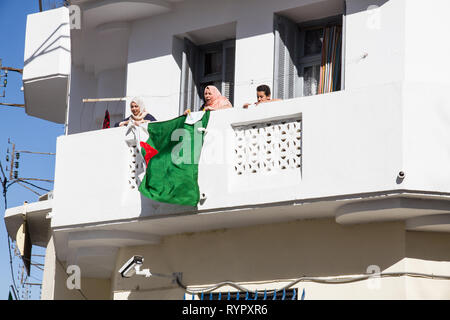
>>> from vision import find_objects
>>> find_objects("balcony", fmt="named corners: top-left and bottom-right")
top-left (5, 82), bottom-right (450, 278)
top-left (51, 80), bottom-right (450, 225)
top-left (23, 7), bottom-right (71, 124)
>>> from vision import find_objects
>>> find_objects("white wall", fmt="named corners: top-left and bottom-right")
top-left (405, 231), bottom-right (450, 299)
top-left (68, 66), bottom-right (126, 134)
top-left (41, 236), bottom-right (111, 300)
top-left (110, 219), bottom-right (450, 300)
top-left (401, 83), bottom-right (450, 193)
top-left (95, 67), bottom-right (127, 127)
top-left (23, 7), bottom-right (71, 81)
top-left (404, 0), bottom-right (450, 86)
top-left (23, 6), bottom-right (71, 123)
top-left (68, 65), bottom-right (98, 134)
top-left (344, 0), bottom-right (406, 90)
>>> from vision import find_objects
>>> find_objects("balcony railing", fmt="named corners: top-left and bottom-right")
top-left (49, 82), bottom-right (450, 232)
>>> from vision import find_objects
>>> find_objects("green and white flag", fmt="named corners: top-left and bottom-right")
top-left (138, 111), bottom-right (210, 206)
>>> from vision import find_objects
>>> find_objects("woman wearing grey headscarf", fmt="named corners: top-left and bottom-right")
top-left (115, 97), bottom-right (156, 127)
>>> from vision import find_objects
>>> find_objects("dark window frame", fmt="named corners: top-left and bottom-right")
top-left (179, 38), bottom-right (236, 114)
top-left (297, 15), bottom-right (343, 97)
top-left (273, 12), bottom-right (344, 100)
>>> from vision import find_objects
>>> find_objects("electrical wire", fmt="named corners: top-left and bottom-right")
top-left (6, 237), bottom-right (20, 300)
top-left (16, 181), bottom-right (41, 196)
top-left (1, 161), bottom-right (21, 299)
top-left (18, 179), bottom-right (51, 192)
top-left (176, 272), bottom-right (450, 295)
top-left (9, 285), bottom-right (18, 300)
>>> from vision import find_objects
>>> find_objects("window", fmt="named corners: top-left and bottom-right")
top-left (198, 289), bottom-right (298, 300)
top-left (179, 39), bottom-right (235, 114)
top-left (273, 14), bottom-right (343, 100)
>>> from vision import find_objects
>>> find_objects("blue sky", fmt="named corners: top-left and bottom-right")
top-left (0, 0), bottom-right (65, 299)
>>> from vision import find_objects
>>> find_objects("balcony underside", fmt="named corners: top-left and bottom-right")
top-left (47, 191), bottom-right (450, 278)
top-left (4, 200), bottom-right (52, 248)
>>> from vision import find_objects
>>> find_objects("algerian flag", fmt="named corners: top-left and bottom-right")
top-left (138, 111), bottom-right (210, 206)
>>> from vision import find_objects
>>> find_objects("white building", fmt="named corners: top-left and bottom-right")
top-left (4, 0), bottom-right (450, 300)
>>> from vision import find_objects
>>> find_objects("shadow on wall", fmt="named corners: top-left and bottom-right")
top-left (406, 231), bottom-right (450, 262)
top-left (24, 22), bottom-right (70, 68)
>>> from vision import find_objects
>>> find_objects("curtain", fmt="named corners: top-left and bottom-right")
top-left (318, 26), bottom-right (342, 94)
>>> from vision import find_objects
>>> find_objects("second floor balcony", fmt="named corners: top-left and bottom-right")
top-left (50, 81), bottom-right (450, 231)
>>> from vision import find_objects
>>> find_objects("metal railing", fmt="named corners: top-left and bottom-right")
top-left (185, 288), bottom-right (306, 300)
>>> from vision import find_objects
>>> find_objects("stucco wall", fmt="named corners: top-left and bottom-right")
top-left (111, 219), bottom-right (450, 300)
top-left (41, 236), bottom-right (111, 300)
top-left (405, 231), bottom-right (450, 299)
top-left (112, 219), bottom-right (406, 299)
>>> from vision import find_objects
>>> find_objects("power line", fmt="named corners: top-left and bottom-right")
top-left (18, 180), bottom-right (51, 192)
top-left (0, 160), bottom-right (21, 299)
top-left (0, 103), bottom-right (25, 108)
top-left (16, 181), bottom-right (41, 196)
top-left (1, 139), bottom-right (56, 299)
top-left (0, 67), bottom-right (23, 74)
top-left (17, 178), bottom-right (54, 183)
top-left (15, 150), bottom-right (55, 156)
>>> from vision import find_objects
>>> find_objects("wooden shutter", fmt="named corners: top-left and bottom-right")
top-left (222, 40), bottom-right (235, 106)
top-left (273, 15), bottom-right (301, 100)
top-left (179, 38), bottom-right (200, 114)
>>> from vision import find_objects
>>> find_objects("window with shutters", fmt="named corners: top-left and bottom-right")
top-left (179, 39), bottom-right (235, 114)
top-left (273, 14), bottom-right (343, 100)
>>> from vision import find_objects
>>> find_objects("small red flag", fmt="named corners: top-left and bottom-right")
top-left (102, 110), bottom-right (110, 129)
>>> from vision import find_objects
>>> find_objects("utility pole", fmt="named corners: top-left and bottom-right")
top-left (9, 142), bottom-right (15, 180)
top-left (5, 139), bottom-right (55, 187)
top-left (1, 139), bottom-right (55, 300)
top-left (0, 59), bottom-right (24, 107)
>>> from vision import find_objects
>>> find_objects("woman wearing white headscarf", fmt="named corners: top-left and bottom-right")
top-left (115, 97), bottom-right (157, 127)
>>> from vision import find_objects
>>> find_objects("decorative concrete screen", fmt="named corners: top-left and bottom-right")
top-left (233, 118), bottom-right (302, 176)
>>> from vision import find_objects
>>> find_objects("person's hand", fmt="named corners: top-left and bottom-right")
top-left (204, 106), bottom-right (213, 111)
top-left (119, 120), bottom-right (129, 127)
top-left (243, 103), bottom-right (251, 109)
top-left (183, 108), bottom-right (191, 116)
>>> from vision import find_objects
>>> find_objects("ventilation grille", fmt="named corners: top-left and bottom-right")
top-left (234, 118), bottom-right (302, 176)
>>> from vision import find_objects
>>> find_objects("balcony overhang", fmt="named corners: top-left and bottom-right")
top-left (4, 200), bottom-right (52, 248)
top-left (336, 197), bottom-right (450, 225)
top-left (23, 7), bottom-right (71, 124)
top-left (77, 0), bottom-right (176, 29)
top-left (50, 191), bottom-right (450, 278)
top-left (23, 75), bottom-right (69, 124)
